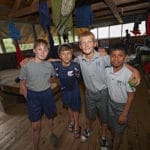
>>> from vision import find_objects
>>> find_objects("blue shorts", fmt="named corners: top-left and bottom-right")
top-left (61, 87), bottom-right (81, 112)
top-left (26, 88), bottom-right (57, 122)
top-left (108, 98), bottom-right (128, 134)
top-left (85, 88), bottom-right (109, 123)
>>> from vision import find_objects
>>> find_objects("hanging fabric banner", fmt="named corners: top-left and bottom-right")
top-left (75, 5), bottom-right (93, 36)
top-left (75, 5), bottom-right (93, 28)
top-left (39, 1), bottom-right (58, 58)
top-left (8, 20), bottom-right (23, 68)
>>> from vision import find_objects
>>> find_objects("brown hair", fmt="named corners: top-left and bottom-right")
top-left (58, 44), bottom-right (73, 54)
top-left (33, 39), bottom-right (49, 49)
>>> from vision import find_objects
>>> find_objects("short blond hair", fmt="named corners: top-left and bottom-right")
top-left (79, 31), bottom-right (96, 42)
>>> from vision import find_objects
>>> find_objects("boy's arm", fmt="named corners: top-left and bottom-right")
top-left (20, 58), bottom-right (60, 67)
top-left (118, 92), bottom-right (134, 124)
top-left (20, 80), bottom-right (27, 98)
top-left (20, 57), bottom-right (32, 67)
top-left (125, 63), bottom-right (140, 86)
top-left (47, 58), bottom-right (60, 62)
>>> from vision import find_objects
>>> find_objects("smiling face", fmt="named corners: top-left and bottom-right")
top-left (79, 35), bottom-right (96, 56)
top-left (79, 32), bottom-right (97, 60)
top-left (110, 49), bottom-right (127, 71)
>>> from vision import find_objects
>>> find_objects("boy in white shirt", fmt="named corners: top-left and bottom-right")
top-left (105, 44), bottom-right (136, 150)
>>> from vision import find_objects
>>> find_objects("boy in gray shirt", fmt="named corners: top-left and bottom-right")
top-left (20, 39), bottom-right (58, 149)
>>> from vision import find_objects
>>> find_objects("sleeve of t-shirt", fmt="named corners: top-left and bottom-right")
top-left (103, 55), bottom-right (111, 67)
top-left (73, 62), bottom-right (81, 78)
top-left (49, 62), bottom-right (56, 77)
top-left (19, 65), bottom-right (27, 80)
top-left (126, 72), bottom-right (136, 93)
top-left (73, 57), bottom-right (79, 64)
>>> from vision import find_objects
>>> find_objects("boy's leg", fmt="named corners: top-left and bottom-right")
top-left (73, 111), bottom-right (79, 130)
top-left (67, 108), bottom-right (74, 132)
top-left (113, 133), bottom-right (122, 150)
top-left (74, 111), bottom-right (81, 138)
top-left (47, 118), bottom-right (53, 135)
top-left (68, 108), bottom-right (74, 125)
top-left (85, 118), bottom-right (93, 130)
top-left (101, 122), bottom-right (109, 138)
top-left (47, 118), bottom-right (59, 147)
top-left (97, 88), bottom-right (109, 147)
top-left (81, 90), bottom-right (96, 142)
top-left (31, 121), bottom-right (41, 150)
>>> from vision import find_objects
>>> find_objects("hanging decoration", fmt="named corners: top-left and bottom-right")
top-left (131, 15), bottom-right (142, 35)
top-left (51, 0), bottom-right (75, 35)
top-left (146, 8), bottom-right (150, 36)
top-left (8, 20), bottom-right (23, 68)
top-left (39, 0), bottom-right (51, 33)
top-left (38, 0), bottom-right (58, 58)
top-left (75, 5), bottom-right (93, 36)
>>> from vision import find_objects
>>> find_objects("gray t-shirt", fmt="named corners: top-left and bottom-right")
top-left (20, 60), bottom-right (55, 92)
top-left (105, 65), bottom-right (135, 103)
top-left (74, 51), bottom-right (110, 92)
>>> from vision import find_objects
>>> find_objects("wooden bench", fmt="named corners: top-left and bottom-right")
top-left (0, 69), bottom-right (61, 101)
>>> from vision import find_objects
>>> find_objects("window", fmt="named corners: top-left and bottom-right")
top-left (20, 43), bottom-right (33, 50)
top-left (122, 23), bottom-right (134, 37)
top-left (3, 38), bottom-right (16, 53)
top-left (0, 44), bottom-right (2, 54)
top-left (139, 21), bottom-right (146, 35)
top-left (98, 27), bottom-right (109, 39)
top-left (3, 38), bottom-right (33, 53)
top-left (91, 28), bottom-right (98, 39)
top-left (122, 21), bottom-right (146, 36)
top-left (110, 24), bottom-right (122, 38)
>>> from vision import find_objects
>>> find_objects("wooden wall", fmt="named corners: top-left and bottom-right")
top-left (0, 50), bottom-right (33, 71)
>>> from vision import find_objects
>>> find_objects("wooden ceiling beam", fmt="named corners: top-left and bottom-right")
top-left (12, 0), bottom-right (22, 10)
top-left (104, 0), bottom-right (123, 23)
top-left (0, 1), bottom-right (13, 7)
top-left (114, 0), bottom-right (142, 5)
top-left (120, 2), bottom-right (150, 12)
top-left (93, 2), bottom-right (149, 16)
top-left (9, 0), bottom-right (51, 18)
top-left (122, 9), bottom-right (147, 16)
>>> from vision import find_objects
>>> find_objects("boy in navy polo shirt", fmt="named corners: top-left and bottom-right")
top-left (52, 44), bottom-right (82, 139)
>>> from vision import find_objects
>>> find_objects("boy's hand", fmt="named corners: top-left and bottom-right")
top-left (99, 51), bottom-right (107, 57)
top-left (130, 70), bottom-right (141, 86)
top-left (118, 113), bottom-right (127, 124)
top-left (20, 57), bottom-right (32, 67)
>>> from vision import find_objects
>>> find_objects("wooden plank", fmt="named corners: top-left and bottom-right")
top-left (104, 0), bottom-right (123, 23)
top-left (0, 78), bottom-right (150, 149)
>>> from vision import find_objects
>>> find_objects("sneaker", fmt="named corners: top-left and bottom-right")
top-left (108, 139), bottom-right (113, 150)
top-left (49, 133), bottom-right (59, 147)
top-left (80, 129), bottom-right (92, 142)
top-left (100, 138), bottom-right (108, 147)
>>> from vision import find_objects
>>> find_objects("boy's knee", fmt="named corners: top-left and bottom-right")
top-left (32, 122), bottom-right (41, 132)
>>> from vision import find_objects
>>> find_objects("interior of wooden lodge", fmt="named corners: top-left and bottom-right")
top-left (0, 0), bottom-right (150, 150)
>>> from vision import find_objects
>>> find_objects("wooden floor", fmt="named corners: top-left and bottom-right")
top-left (0, 75), bottom-right (150, 150)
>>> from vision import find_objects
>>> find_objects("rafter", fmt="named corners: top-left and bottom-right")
top-left (9, 0), bottom-right (51, 18)
top-left (104, 0), bottom-right (123, 23)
